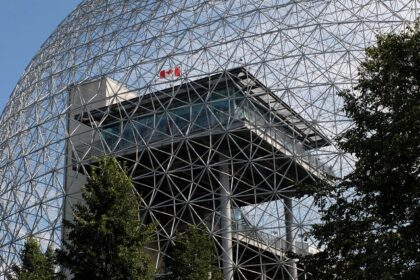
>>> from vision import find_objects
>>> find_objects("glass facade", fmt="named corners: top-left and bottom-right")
top-left (102, 86), bottom-right (241, 150)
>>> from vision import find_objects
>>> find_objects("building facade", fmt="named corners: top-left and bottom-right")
top-left (66, 68), bottom-right (331, 278)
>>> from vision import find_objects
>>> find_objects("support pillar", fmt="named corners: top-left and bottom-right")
top-left (261, 264), bottom-right (267, 280)
top-left (220, 159), bottom-right (234, 280)
top-left (284, 196), bottom-right (298, 280)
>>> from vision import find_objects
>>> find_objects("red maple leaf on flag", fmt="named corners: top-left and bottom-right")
top-left (160, 66), bottom-right (181, 78)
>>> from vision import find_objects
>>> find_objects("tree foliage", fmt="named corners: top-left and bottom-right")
top-left (56, 156), bottom-right (154, 280)
top-left (302, 21), bottom-right (420, 280)
top-left (164, 225), bottom-right (222, 280)
top-left (8, 237), bottom-right (56, 280)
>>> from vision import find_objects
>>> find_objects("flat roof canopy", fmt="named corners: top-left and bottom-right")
top-left (227, 68), bottom-right (330, 149)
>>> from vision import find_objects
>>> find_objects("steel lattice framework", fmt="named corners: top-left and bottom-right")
top-left (0, 0), bottom-right (418, 279)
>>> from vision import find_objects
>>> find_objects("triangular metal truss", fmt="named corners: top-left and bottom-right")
top-left (0, 0), bottom-right (418, 279)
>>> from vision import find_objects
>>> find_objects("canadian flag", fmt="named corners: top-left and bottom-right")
top-left (159, 66), bottom-right (181, 78)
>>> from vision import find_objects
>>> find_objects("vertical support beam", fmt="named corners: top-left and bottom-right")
top-left (284, 196), bottom-right (298, 280)
top-left (220, 158), bottom-right (234, 280)
top-left (261, 264), bottom-right (267, 280)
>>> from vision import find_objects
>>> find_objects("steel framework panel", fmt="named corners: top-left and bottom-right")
top-left (0, 0), bottom-right (418, 278)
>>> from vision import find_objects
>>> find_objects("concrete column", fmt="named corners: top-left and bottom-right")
top-left (220, 159), bottom-right (234, 280)
top-left (284, 196), bottom-right (298, 280)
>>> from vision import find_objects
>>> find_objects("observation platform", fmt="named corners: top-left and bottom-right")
top-left (73, 68), bottom-right (333, 187)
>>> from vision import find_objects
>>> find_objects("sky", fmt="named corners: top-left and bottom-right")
top-left (0, 0), bottom-right (81, 114)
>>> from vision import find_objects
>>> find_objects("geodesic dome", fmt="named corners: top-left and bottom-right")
top-left (0, 0), bottom-right (418, 278)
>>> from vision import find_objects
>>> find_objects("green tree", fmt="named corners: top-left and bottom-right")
top-left (301, 22), bottom-right (420, 280)
top-left (165, 225), bottom-right (222, 280)
top-left (56, 156), bottom-right (154, 280)
top-left (8, 237), bottom-right (56, 280)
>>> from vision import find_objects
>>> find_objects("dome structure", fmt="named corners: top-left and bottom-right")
top-left (0, 0), bottom-right (418, 278)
